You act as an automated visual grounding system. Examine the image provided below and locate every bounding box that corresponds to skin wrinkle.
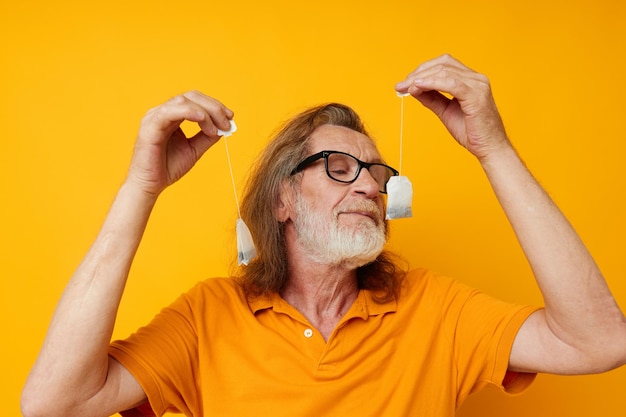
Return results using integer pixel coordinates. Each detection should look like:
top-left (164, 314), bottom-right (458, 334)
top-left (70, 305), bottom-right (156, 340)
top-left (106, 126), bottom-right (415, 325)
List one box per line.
top-left (300, 274), bottom-right (358, 319)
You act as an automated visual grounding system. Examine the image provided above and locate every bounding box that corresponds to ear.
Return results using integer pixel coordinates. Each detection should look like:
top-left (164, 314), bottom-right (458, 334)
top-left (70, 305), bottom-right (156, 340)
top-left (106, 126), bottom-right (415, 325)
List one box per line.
top-left (274, 180), bottom-right (295, 222)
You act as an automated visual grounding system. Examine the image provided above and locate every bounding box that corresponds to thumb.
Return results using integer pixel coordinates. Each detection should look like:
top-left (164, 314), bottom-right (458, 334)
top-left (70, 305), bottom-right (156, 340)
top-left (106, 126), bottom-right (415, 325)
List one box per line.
top-left (187, 130), bottom-right (221, 161)
top-left (412, 90), bottom-right (451, 120)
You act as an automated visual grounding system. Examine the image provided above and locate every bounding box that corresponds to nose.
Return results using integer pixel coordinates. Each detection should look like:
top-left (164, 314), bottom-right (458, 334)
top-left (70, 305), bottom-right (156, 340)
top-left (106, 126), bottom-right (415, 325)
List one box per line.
top-left (352, 167), bottom-right (380, 198)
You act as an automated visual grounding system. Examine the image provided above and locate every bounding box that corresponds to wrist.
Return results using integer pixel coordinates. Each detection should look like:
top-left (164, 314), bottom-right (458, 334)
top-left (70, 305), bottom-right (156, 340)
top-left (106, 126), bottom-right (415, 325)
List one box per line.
top-left (119, 178), bottom-right (160, 208)
top-left (476, 139), bottom-right (519, 171)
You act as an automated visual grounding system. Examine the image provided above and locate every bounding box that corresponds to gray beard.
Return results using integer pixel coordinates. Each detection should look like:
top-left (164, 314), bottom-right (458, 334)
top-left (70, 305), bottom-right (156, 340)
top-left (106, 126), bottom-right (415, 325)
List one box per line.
top-left (294, 196), bottom-right (386, 269)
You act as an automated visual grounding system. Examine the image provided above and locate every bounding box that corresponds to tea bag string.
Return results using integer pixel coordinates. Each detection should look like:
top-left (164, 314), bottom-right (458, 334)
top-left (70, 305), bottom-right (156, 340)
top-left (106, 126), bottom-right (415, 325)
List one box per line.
top-left (398, 94), bottom-right (406, 175)
top-left (223, 137), bottom-right (241, 218)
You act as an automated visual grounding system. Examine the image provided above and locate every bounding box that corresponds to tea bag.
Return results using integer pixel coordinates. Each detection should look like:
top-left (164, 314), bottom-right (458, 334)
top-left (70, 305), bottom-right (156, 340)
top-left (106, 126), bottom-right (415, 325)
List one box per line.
top-left (223, 121), bottom-right (257, 265)
top-left (236, 217), bottom-right (257, 266)
top-left (386, 176), bottom-right (413, 219)
top-left (386, 92), bottom-right (414, 220)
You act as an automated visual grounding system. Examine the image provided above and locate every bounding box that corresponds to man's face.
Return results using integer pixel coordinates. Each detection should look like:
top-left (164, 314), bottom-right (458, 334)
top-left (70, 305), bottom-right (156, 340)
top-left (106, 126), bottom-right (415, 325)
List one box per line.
top-left (287, 125), bottom-right (387, 268)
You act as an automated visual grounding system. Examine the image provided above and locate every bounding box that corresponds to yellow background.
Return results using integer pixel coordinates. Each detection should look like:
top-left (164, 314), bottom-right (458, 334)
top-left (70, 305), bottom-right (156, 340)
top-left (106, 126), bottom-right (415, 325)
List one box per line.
top-left (2, 0), bottom-right (625, 415)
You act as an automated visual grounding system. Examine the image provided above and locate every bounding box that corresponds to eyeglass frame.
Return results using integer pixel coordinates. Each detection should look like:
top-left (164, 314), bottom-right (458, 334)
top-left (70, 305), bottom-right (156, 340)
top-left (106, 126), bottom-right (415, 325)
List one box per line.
top-left (290, 150), bottom-right (399, 194)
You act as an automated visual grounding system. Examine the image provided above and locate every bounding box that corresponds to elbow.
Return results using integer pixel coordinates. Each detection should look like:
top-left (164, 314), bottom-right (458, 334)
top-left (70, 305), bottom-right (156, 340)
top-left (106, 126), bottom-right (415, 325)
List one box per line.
top-left (21, 384), bottom-right (73, 417)
top-left (21, 387), bottom-right (46, 417)
top-left (581, 318), bottom-right (626, 374)
top-left (602, 316), bottom-right (626, 371)
top-left (583, 348), bottom-right (626, 374)
top-left (585, 348), bottom-right (626, 374)
top-left (603, 335), bottom-right (626, 372)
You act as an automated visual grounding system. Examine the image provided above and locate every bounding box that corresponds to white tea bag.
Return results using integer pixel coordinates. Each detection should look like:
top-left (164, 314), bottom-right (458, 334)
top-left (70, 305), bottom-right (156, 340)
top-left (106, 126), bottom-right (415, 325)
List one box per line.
top-left (236, 217), bottom-right (257, 265)
top-left (386, 175), bottom-right (413, 219)
top-left (385, 92), bottom-right (414, 220)
top-left (222, 120), bottom-right (257, 265)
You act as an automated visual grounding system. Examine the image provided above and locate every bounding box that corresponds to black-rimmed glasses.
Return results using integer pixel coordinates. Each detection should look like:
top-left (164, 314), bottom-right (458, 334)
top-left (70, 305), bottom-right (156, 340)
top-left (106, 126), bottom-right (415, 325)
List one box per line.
top-left (291, 150), bottom-right (399, 194)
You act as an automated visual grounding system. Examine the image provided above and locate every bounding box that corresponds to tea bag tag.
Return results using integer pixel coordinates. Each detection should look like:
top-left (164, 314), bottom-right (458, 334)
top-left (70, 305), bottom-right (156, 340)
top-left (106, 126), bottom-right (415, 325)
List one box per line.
top-left (236, 217), bottom-right (257, 265)
top-left (386, 175), bottom-right (413, 219)
top-left (218, 119), bottom-right (238, 137)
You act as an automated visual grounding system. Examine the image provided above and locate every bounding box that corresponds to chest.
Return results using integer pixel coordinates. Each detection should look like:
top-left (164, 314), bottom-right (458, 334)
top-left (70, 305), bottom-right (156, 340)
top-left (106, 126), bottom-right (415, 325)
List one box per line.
top-left (195, 309), bottom-right (458, 416)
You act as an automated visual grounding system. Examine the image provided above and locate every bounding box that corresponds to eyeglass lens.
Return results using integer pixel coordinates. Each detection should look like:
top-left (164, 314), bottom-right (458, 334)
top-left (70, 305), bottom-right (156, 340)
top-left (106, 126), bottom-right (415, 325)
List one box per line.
top-left (326, 153), bottom-right (394, 192)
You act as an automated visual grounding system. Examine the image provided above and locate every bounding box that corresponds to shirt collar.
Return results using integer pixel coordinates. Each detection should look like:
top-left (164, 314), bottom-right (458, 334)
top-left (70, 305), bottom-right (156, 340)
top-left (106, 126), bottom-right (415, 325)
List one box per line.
top-left (248, 288), bottom-right (397, 318)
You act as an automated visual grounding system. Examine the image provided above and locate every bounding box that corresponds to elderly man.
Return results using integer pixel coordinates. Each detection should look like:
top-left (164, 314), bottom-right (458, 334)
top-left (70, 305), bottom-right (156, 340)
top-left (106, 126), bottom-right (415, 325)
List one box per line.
top-left (22, 55), bottom-right (626, 417)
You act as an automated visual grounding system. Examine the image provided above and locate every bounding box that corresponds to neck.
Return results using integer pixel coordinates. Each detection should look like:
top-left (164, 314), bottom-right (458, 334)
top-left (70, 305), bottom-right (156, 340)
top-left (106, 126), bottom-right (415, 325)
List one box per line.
top-left (281, 229), bottom-right (361, 340)
top-left (283, 263), bottom-right (358, 309)
top-left (281, 264), bottom-right (359, 341)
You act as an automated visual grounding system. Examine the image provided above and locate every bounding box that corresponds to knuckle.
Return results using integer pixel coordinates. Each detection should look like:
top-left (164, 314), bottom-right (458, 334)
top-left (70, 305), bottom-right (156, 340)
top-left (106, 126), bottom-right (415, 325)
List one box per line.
top-left (182, 90), bottom-right (201, 100)
top-left (145, 103), bottom-right (168, 121)
top-left (168, 93), bottom-right (188, 105)
top-left (141, 97), bottom-right (181, 127)
top-left (476, 73), bottom-right (490, 85)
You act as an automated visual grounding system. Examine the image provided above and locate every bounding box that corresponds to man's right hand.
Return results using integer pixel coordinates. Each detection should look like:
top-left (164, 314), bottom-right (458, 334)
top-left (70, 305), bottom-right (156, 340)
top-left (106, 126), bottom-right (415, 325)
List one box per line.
top-left (127, 91), bottom-right (235, 197)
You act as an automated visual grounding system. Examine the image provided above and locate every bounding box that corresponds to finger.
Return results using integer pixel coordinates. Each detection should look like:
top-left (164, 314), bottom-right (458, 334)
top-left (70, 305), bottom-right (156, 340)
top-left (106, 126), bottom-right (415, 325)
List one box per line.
top-left (406, 67), bottom-right (490, 109)
top-left (182, 90), bottom-right (235, 133)
top-left (395, 54), bottom-right (479, 94)
top-left (410, 90), bottom-right (453, 119)
top-left (401, 54), bottom-right (469, 82)
top-left (141, 95), bottom-right (215, 142)
top-left (414, 54), bottom-right (471, 74)
top-left (187, 129), bottom-right (220, 160)
top-left (395, 54), bottom-right (453, 91)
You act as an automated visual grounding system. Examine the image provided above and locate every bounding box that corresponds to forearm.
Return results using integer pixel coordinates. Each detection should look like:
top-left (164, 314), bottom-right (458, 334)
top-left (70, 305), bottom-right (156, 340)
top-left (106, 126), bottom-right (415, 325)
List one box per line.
top-left (23, 180), bottom-right (157, 409)
top-left (482, 144), bottom-right (626, 369)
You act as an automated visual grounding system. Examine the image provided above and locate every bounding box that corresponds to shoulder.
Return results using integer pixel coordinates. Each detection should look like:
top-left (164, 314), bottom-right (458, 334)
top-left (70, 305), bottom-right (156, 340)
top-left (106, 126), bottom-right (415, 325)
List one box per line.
top-left (399, 268), bottom-right (508, 318)
top-left (172, 277), bottom-right (248, 314)
top-left (401, 268), bottom-right (474, 299)
top-left (193, 276), bottom-right (243, 297)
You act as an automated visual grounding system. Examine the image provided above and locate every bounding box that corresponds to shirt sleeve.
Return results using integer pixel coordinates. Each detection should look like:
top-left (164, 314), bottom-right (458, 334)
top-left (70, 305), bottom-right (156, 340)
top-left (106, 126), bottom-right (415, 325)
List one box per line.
top-left (108, 286), bottom-right (203, 417)
top-left (450, 282), bottom-right (539, 399)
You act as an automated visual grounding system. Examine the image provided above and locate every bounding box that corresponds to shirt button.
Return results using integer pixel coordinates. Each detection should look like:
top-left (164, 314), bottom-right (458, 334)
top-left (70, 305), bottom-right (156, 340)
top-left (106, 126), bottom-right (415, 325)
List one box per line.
top-left (304, 328), bottom-right (313, 338)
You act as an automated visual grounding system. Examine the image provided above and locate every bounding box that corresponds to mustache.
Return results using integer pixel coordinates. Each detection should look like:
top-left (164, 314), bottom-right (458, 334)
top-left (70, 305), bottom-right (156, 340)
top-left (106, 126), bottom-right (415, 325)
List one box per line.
top-left (335, 200), bottom-right (383, 224)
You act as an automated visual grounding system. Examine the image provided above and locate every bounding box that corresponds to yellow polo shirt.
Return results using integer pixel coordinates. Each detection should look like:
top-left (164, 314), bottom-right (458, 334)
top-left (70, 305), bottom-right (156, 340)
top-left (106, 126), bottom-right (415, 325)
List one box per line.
top-left (109, 268), bottom-right (537, 416)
